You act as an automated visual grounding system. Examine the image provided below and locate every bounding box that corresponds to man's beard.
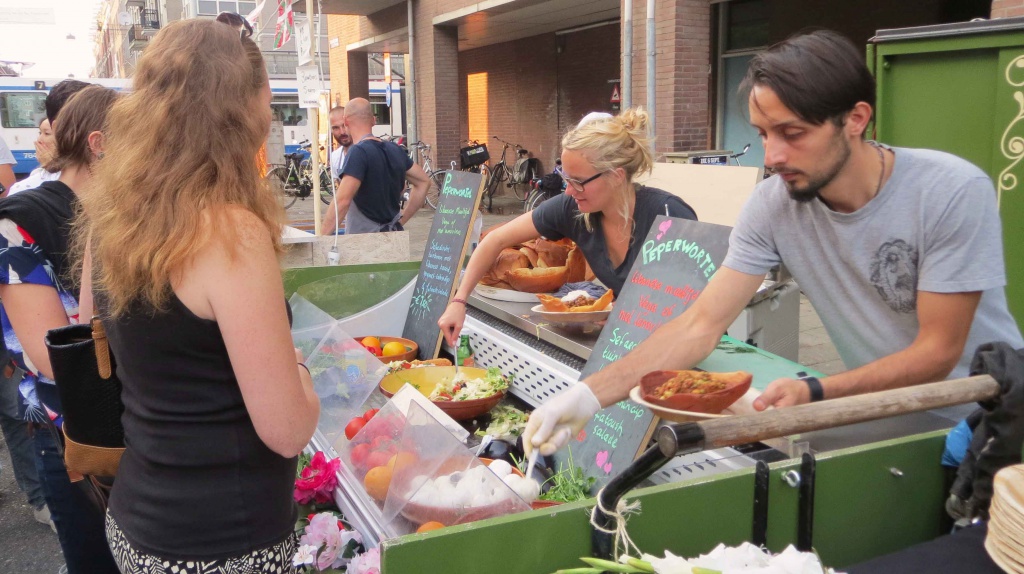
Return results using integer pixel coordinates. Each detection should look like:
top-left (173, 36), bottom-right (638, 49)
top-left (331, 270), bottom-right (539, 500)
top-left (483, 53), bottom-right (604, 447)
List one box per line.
top-left (781, 132), bottom-right (851, 203)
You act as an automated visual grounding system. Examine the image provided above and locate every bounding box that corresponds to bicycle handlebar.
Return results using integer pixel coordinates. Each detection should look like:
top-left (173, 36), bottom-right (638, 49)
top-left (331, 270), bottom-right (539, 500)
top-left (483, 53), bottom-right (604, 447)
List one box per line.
top-left (492, 135), bottom-right (524, 149)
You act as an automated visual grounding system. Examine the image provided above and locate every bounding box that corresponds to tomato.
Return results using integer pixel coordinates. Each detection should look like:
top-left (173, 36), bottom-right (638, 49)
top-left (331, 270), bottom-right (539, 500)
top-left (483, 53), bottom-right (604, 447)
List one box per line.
top-left (366, 450), bottom-right (391, 469)
top-left (366, 346), bottom-right (383, 357)
top-left (363, 408), bottom-right (379, 421)
top-left (344, 416), bottom-right (367, 440)
top-left (350, 443), bottom-right (371, 469)
top-left (370, 435), bottom-right (391, 451)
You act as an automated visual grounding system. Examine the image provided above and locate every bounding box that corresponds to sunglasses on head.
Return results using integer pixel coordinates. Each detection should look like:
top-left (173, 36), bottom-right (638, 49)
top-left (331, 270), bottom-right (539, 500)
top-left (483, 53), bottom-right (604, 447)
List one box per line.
top-left (216, 12), bottom-right (254, 39)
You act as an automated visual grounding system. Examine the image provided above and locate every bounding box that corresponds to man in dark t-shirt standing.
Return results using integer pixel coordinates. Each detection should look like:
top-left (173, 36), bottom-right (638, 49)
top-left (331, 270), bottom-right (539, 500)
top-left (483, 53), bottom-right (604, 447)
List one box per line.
top-left (320, 98), bottom-right (430, 234)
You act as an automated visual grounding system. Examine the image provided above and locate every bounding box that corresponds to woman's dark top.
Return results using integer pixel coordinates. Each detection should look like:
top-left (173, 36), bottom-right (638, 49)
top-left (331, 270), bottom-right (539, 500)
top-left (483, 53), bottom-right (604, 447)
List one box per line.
top-left (532, 185), bottom-right (697, 294)
top-left (105, 294), bottom-right (297, 560)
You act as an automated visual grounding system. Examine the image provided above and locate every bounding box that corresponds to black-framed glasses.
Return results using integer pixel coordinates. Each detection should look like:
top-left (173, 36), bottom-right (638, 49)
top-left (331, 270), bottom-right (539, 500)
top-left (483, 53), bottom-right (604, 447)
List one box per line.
top-left (216, 12), bottom-right (253, 39)
top-left (560, 171), bottom-right (604, 192)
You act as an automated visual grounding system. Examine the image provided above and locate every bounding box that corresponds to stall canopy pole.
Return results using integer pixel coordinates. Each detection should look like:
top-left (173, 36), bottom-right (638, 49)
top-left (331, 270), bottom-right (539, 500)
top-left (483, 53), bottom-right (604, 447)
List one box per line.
top-left (622, 0), bottom-right (632, 110)
top-left (645, 0), bottom-right (655, 139)
top-left (308, 0), bottom-right (322, 234)
top-left (406, 0), bottom-right (418, 162)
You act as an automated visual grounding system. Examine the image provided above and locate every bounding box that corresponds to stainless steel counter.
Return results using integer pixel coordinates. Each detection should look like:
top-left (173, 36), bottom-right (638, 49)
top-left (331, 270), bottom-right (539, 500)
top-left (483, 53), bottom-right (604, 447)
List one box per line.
top-left (466, 292), bottom-right (600, 361)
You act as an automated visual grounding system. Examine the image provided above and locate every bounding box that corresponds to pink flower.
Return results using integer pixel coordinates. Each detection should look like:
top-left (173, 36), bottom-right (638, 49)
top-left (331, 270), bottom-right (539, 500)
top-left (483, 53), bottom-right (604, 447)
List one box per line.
top-left (300, 512), bottom-right (345, 571)
top-left (348, 547), bottom-right (381, 574)
top-left (294, 452), bottom-right (341, 505)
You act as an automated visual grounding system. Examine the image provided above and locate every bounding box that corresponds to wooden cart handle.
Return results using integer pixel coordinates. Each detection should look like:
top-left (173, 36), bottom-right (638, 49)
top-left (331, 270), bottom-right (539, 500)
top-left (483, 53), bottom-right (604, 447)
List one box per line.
top-left (695, 375), bottom-right (1000, 449)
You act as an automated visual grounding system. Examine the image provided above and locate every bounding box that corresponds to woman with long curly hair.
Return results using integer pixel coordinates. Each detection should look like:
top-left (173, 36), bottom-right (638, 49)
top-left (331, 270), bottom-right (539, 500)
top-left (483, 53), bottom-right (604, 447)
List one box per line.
top-left (76, 19), bottom-right (320, 573)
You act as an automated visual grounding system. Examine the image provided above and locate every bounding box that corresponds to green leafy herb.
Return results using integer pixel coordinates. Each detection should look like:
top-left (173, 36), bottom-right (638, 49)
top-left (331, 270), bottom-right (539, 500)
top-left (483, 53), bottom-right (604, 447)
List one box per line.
top-left (296, 451), bottom-right (312, 479)
top-left (538, 446), bottom-right (596, 503)
top-left (475, 404), bottom-right (529, 440)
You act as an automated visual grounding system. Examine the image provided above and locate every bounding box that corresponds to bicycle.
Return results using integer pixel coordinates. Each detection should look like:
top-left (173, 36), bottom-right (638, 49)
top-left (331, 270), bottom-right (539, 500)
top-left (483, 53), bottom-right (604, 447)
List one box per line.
top-left (265, 140), bottom-right (330, 209)
top-left (407, 141), bottom-right (450, 211)
top-left (482, 136), bottom-right (531, 211)
top-left (729, 143), bottom-right (750, 166)
top-left (524, 161), bottom-right (564, 212)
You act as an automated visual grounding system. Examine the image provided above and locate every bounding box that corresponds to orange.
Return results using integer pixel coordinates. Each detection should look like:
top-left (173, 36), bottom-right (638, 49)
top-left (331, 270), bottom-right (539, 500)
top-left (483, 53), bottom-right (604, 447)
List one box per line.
top-left (361, 336), bottom-right (382, 349)
top-left (416, 521), bottom-right (445, 533)
top-left (363, 465), bottom-right (393, 502)
top-left (382, 341), bottom-right (407, 357)
top-left (387, 451), bottom-right (417, 471)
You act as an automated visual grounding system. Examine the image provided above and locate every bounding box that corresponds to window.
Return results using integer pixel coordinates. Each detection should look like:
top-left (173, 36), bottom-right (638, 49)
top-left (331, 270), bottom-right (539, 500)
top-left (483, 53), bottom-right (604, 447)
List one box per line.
top-left (273, 102), bottom-right (308, 126)
top-left (725, 0), bottom-right (769, 52)
top-left (198, 0), bottom-right (256, 16)
top-left (370, 95), bottom-right (390, 126)
top-left (0, 92), bottom-right (47, 129)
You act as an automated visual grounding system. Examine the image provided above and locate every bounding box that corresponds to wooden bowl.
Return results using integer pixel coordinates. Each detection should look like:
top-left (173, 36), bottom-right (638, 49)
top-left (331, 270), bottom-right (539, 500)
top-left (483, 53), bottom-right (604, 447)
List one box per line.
top-left (638, 370), bottom-right (753, 414)
top-left (356, 335), bottom-right (418, 362)
top-left (378, 366), bottom-right (504, 421)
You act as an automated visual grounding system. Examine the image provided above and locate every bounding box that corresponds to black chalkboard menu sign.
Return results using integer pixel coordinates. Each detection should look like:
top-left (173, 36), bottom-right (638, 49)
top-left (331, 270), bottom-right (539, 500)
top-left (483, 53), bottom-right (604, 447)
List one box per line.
top-left (557, 216), bottom-right (734, 488)
top-left (403, 170), bottom-right (486, 360)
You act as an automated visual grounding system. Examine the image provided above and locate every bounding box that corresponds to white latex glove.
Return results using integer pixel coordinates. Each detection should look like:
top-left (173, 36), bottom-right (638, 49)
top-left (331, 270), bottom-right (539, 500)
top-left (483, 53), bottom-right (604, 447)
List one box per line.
top-left (523, 383), bottom-right (601, 456)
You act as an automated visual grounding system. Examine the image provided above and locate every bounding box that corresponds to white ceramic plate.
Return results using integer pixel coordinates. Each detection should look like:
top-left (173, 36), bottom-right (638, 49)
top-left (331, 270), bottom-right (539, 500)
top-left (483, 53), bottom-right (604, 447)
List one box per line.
top-left (529, 304), bottom-right (612, 324)
top-left (474, 285), bottom-right (546, 303)
top-left (628, 386), bottom-right (761, 423)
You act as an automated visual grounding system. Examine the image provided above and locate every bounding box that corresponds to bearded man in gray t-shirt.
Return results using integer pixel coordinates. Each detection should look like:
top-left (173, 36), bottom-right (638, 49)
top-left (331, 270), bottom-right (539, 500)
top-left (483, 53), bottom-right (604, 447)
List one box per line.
top-left (522, 29), bottom-right (1024, 457)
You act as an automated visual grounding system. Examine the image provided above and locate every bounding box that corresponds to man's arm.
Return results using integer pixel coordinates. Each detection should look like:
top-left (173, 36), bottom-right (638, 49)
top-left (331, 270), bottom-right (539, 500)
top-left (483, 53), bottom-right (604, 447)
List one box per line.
top-left (755, 290), bottom-right (981, 409)
top-left (0, 164), bottom-right (14, 198)
top-left (319, 175), bottom-right (360, 235)
top-left (524, 267), bottom-right (765, 455)
top-left (584, 267), bottom-right (765, 405)
top-left (400, 163), bottom-right (429, 227)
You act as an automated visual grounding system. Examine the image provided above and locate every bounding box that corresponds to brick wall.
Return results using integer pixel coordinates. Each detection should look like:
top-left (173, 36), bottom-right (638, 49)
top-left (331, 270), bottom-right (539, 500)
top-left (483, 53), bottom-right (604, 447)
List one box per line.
top-left (993, 0), bottom-right (1024, 17)
top-left (458, 24), bottom-right (619, 172)
top-left (624, 0), bottom-right (712, 155)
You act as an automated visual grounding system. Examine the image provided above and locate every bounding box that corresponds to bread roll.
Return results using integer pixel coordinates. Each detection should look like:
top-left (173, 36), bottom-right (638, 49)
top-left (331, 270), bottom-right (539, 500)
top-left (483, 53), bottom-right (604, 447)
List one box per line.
top-left (535, 238), bottom-right (572, 268)
top-left (505, 266), bottom-right (568, 293)
top-left (565, 246), bottom-right (587, 284)
top-left (481, 248), bottom-right (529, 287)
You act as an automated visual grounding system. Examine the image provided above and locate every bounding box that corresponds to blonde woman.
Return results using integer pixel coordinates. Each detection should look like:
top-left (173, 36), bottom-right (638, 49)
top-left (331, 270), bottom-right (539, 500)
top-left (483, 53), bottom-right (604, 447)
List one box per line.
top-left (76, 20), bottom-right (319, 573)
top-left (438, 108), bottom-right (697, 346)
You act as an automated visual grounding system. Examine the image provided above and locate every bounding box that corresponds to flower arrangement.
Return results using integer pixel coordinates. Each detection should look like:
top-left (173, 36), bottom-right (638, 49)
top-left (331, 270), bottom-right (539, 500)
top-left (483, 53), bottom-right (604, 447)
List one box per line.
top-left (293, 453), bottom-right (380, 574)
top-left (295, 451), bottom-right (342, 505)
top-left (292, 511), bottom-right (379, 573)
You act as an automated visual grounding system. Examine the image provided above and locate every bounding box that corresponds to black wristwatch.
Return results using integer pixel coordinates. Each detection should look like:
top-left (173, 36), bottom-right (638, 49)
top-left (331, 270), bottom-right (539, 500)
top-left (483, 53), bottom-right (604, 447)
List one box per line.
top-left (800, 375), bottom-right (825, 402)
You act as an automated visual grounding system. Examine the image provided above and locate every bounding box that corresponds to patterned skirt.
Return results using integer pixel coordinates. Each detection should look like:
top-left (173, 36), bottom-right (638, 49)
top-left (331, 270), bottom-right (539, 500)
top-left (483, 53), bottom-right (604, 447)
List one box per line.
top-left (105, 511), bottom-right (297, 574)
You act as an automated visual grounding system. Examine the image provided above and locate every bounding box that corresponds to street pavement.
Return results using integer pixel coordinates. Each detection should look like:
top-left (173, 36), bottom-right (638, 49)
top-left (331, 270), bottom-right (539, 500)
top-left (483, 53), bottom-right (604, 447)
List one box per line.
top-left (0, 435), bottom-right (65, 574)
top-left (0, 189), bottom-right (840, 572)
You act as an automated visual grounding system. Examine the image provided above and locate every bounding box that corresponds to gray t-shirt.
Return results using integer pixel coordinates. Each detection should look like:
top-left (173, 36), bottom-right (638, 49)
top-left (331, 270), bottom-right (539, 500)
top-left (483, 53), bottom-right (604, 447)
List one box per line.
top-left (0, 137), bottom-right (16, 166)
top-left (723, 146), bottom-right (1023, 379)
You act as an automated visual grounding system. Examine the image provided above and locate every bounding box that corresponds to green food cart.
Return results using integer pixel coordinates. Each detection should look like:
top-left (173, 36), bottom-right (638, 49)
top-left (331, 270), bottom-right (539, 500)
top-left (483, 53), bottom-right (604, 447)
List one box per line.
top-left (285, 261), bottom-right (986, 573)
top-left (869, 17), bottom-right (1024, 331)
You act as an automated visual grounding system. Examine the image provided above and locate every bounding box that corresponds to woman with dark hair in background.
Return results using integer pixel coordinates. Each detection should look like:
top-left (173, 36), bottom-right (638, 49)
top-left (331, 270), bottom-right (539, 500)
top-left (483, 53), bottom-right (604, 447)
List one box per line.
top-left (0, 84), bottom-right (121, 574)
top-left (76, 19), bottom-right (319, 573)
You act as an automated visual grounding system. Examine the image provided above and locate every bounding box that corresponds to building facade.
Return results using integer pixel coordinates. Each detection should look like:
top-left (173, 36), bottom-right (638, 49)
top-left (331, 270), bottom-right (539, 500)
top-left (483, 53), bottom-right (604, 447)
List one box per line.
top-left (94, 0), bottom-right (331, 79)
top-left (325, 0), bottom-right (1004, 172)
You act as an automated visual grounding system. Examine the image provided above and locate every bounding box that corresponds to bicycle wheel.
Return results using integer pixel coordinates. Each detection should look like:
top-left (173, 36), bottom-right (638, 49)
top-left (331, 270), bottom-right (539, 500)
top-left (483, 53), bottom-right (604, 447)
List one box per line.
top-left (265, 166), bottom-right (296, 209)
top-left (511, 180), bottom-right (530, 201)
top-left (319, 167), bottom-right (334, 205)
top-left (485, 164), bottom-right (505, 199)
top-left (426, 170), bottom-right (447, 209)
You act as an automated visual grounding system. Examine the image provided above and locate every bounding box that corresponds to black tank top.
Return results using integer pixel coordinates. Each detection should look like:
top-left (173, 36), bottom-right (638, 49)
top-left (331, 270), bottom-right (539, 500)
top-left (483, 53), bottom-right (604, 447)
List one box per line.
top-left (105, 294), bottom-right (297, 560)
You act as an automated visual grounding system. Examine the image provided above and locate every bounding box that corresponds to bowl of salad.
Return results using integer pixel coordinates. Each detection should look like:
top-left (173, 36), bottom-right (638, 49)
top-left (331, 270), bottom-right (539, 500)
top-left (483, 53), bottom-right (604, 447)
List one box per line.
top-left (378, 366), bottom-right (510, 421)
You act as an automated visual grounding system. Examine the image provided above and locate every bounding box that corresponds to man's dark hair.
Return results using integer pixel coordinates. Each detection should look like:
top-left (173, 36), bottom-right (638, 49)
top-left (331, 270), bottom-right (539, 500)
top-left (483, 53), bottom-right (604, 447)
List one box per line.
top-left (740, 30), bottom-right (875, 127)
top-left (45, 79), bottom-right (91, 124)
